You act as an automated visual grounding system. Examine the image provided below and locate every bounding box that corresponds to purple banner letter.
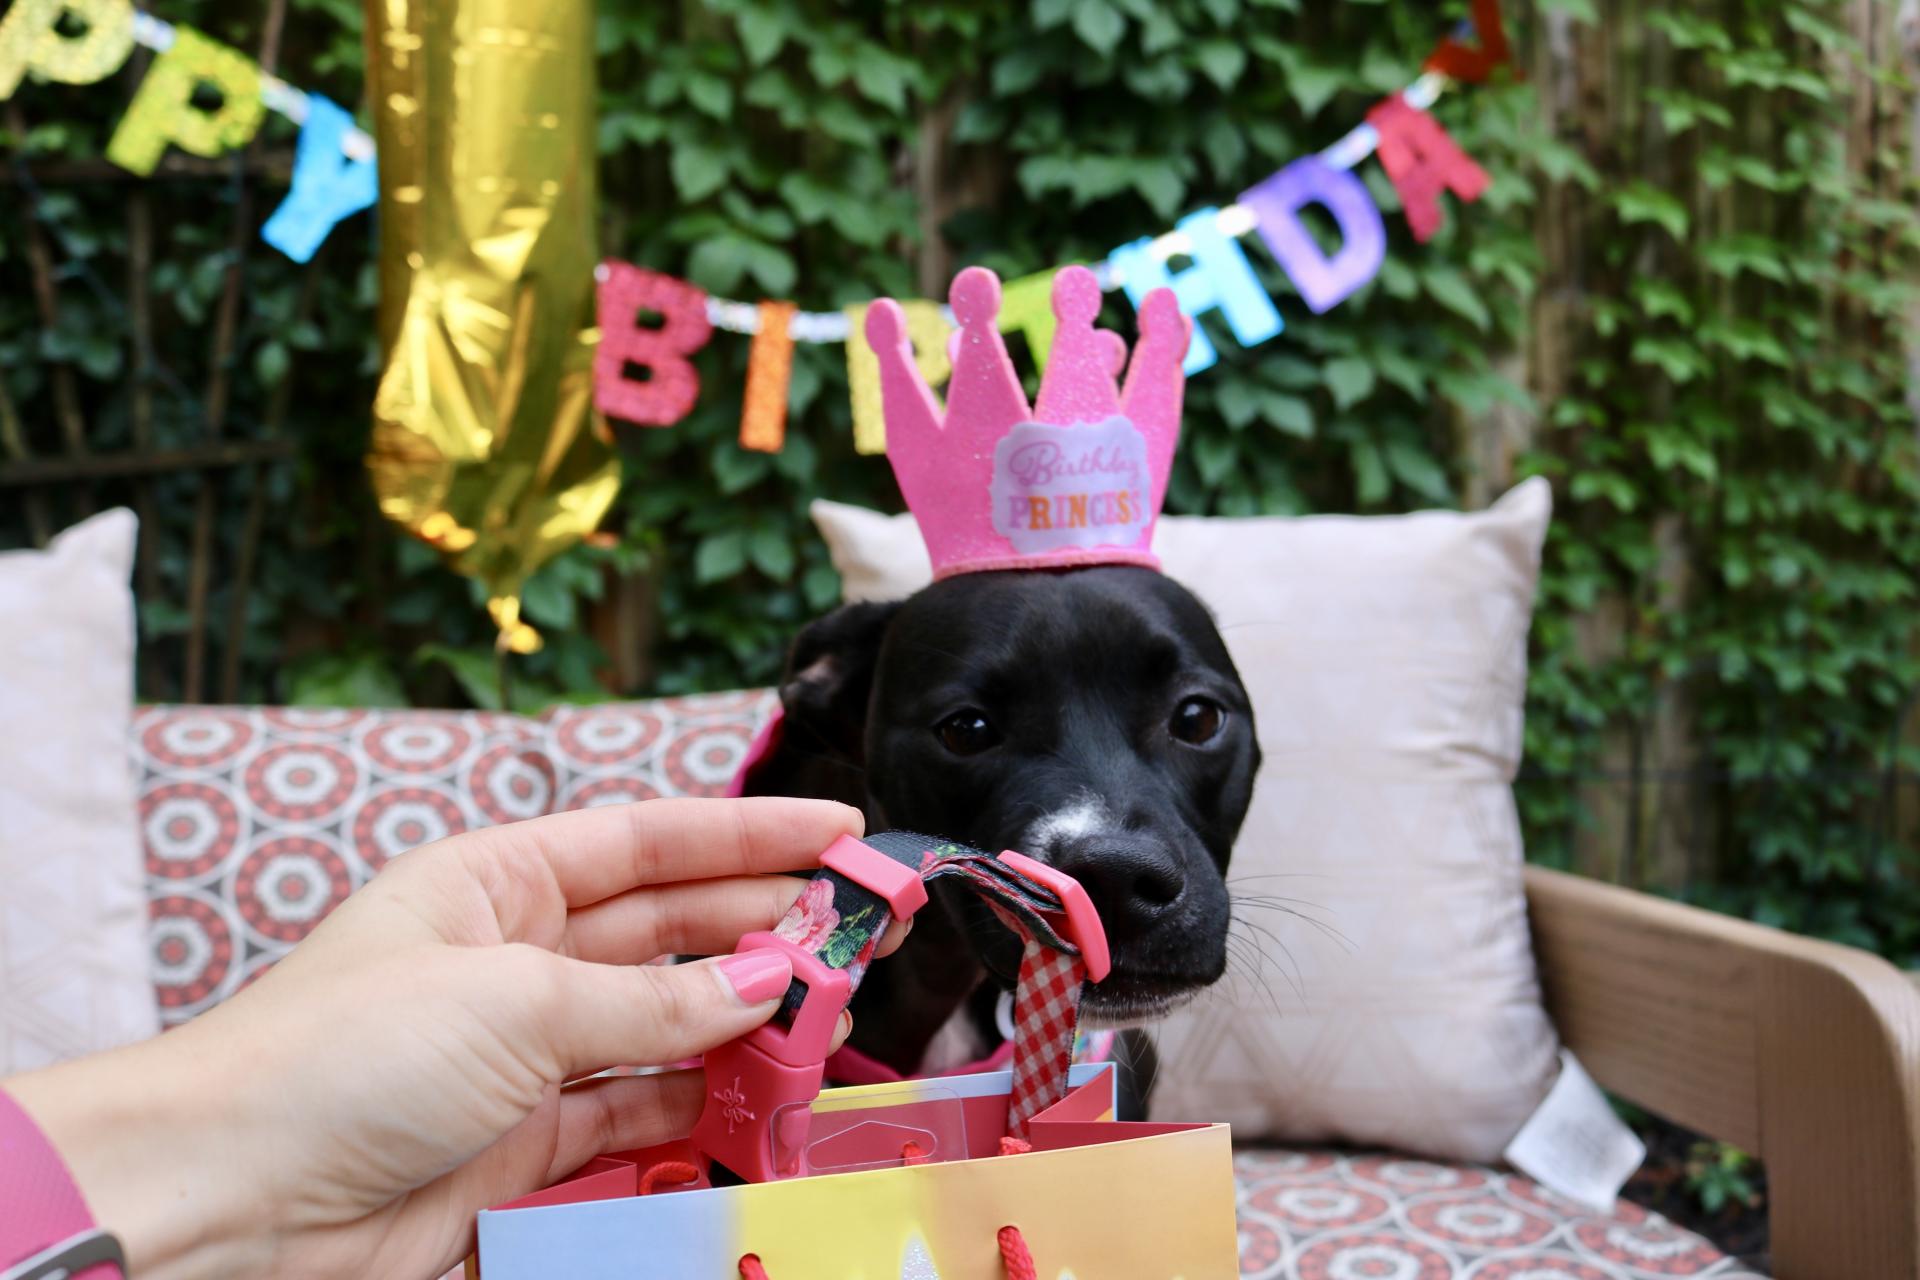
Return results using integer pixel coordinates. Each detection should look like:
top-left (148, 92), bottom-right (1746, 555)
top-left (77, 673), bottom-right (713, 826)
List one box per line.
top-left (1240, 156), bottom-right (1386, 315)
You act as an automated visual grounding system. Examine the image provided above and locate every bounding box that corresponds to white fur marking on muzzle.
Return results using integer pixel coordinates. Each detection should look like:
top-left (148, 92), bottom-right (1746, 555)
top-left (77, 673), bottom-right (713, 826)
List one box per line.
top-left (1021, 795), bottom-right (1115, 860)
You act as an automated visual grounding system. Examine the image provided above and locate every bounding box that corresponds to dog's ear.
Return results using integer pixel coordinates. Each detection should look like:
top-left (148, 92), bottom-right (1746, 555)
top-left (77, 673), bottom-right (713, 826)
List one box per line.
top-left (779, 600), bottom-right (901, 764)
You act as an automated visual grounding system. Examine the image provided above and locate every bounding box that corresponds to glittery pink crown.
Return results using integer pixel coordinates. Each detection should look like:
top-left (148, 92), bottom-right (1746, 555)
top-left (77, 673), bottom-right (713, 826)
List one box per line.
top-left (866, 265), bottom-right (1191, 581)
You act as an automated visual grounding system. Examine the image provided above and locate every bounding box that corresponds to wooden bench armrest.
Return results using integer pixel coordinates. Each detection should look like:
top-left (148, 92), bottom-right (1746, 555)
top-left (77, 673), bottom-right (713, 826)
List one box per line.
top-left (1525, 865), bottom-right (1920, 1278)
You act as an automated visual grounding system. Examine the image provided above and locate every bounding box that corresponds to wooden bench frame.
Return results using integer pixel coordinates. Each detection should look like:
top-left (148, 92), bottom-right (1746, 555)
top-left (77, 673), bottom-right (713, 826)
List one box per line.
top-left (1528, 866), bottom-right (1920, 1278)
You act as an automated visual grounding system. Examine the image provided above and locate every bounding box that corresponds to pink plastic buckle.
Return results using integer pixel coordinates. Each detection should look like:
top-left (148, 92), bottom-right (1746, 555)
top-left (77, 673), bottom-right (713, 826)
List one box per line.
top-left (997, 851), bottom-right (1112, 983)
top-left (689, 933), bottom-right (851, 1182)
top-left (820, 834), bottom-right (929, 920)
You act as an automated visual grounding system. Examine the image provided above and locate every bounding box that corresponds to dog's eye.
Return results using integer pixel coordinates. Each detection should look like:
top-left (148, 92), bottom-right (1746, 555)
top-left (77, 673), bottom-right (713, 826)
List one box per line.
top-left (1170, 696), bottom-right (1226, 745)
top-left (935, 710), bottom-right (1000, 756)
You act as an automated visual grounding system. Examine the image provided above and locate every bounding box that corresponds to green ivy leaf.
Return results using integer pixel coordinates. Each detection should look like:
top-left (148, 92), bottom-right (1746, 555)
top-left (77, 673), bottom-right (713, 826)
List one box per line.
top-left (748, 527), bottom-right (797, 581)
top-left (1610, 182), bottom-right (1689, 239)
top-left (1072, 0), bottom-right (1126, 56)
top-left (1192, 40), bottom-right (1247, 90)
top-left (695, 531), bottom-right (749, 584)
top-left (670, 142), bottom-right (730, 202)
top-left (1263, 392), bottom-right (1314, 438)
top-left (1324, 356), bottom-right (1377, 410)
top-left (1423, 266), bottom-right (1491, 330)
top-left (1193, 432), bottom-right (1238, 485)
top-left (285, 651), bottom-right (409, 709)
top-left (735, 7), bottom-right (787, 65)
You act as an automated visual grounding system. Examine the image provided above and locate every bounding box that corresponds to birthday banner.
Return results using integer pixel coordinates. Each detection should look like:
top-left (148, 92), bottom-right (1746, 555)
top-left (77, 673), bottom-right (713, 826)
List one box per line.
top-left (0, 0), bottom-right (1511, 458)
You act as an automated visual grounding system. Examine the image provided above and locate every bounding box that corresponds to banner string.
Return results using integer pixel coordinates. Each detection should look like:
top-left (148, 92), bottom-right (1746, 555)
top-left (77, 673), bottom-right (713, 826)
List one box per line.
top-left (116, 7), bottom-right (1458, 343)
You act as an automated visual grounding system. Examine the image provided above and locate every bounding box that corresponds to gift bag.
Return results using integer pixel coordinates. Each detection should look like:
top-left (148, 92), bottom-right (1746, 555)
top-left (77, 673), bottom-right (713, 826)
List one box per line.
top-left (475, 832), bottom-right (1240, 1279)
top-left (475, 1063), bottom-right (1239, 1279)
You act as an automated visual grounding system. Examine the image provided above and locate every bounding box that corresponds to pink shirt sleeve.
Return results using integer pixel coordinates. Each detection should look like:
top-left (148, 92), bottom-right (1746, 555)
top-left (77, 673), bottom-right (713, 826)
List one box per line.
top-left (0, 1087), bottom-right (119, 1278)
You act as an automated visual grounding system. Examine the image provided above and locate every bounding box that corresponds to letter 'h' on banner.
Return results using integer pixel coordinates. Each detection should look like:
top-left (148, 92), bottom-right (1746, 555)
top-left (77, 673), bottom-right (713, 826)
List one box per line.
top-left (1110, 206), bottom-right (1282, 375)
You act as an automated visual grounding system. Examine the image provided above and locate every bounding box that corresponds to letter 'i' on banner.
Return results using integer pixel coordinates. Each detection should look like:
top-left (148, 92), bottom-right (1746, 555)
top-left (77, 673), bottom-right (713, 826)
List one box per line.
top-left (1240, 155), bottom-right (1387, 315)
top-left (593, 262), bottom-right (714, 428)
top-left (1365, 95), bottom-right (1489, 244)
top-left (846, 299), bottom-right (951, 455)
top-left (1425, 0), bottom-right (1512, 82)
top-left (740, 300), bottom-right (797, 453)
top-left (0, 0), bottom-right (134, 97)
top-left (105, 26), bottom-right (264, 175)
top-left (1110, 206), bottom-right (1283, 375)
top-left (996, 268), bottom-right (1061, 371)
top-left (262, 95), bottom-right (377, 263)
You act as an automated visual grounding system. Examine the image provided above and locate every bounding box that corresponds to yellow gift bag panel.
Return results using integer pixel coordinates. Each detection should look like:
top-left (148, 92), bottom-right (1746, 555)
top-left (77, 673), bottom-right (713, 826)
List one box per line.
top-left (477, 1066), bottom-right (1239, 1279)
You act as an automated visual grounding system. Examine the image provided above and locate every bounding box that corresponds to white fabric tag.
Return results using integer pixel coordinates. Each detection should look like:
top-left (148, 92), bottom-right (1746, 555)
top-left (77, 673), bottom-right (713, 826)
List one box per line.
top-left (1503, 1049), bottom-right (1647, 1212)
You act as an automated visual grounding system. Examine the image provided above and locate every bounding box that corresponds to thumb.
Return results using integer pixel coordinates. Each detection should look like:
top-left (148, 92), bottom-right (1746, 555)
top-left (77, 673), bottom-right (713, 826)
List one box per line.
top-left (535, 949), bottom-right (795, 1078)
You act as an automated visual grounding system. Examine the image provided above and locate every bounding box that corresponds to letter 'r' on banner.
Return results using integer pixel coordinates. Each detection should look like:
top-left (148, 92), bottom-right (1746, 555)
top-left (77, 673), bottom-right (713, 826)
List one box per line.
top-left (1111, 206), bottom-right (1282, 375)
top-left (262, 95), bottom-right (377, 263)
top-left (106, 26), bottom-right (264, 175)
top-left (1365, 95), bottom-right (1490, 244)
top-left (846, 300), bottom-right (951, 455)
top-left (594, 261), bottom-right (713, 428)
top-left (740, 300), bottom-right (797, 453)
top-left (0, 0), bottom-right (135, 97)
top-left (1241, 156), bottom-right (1387, 315)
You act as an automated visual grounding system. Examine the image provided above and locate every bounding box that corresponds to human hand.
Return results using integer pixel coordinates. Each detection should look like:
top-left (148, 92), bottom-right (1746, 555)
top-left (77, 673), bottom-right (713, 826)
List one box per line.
top-left (8, 797), bottom-right (896, 1279)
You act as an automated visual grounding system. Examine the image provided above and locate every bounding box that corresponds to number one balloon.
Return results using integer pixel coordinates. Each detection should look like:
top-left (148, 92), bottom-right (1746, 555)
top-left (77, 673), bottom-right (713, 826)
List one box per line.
top-left (364, 0), bottom-right (616, 656)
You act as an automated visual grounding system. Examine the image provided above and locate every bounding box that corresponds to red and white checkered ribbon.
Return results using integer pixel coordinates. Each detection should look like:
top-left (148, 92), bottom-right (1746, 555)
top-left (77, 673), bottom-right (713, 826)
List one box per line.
top-left (1005, 939), bottom-right (1085, 1138)
top-left (770, 833), bottom-right (1090, 1143)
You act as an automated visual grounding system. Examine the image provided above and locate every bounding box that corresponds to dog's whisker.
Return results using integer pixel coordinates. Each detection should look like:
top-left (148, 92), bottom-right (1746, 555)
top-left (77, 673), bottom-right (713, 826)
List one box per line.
top-left (1226, 872), bottom-right (1337, 883)
top-left (1224, 927), bottom-right (1294, 1017)
top-left (1237, 902), bottom-right (1354, 965)
top-left (1230, 915), bottom-right (1305, 1007)
top-left (1228, 898), bottom-right (1336, 924)
top-left (1229, 892), bottom-right (1355, 952)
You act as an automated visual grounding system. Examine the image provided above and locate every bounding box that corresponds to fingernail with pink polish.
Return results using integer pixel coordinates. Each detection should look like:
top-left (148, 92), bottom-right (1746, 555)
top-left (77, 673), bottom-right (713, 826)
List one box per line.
top-left (718, 951), bottom-right (793, 1005)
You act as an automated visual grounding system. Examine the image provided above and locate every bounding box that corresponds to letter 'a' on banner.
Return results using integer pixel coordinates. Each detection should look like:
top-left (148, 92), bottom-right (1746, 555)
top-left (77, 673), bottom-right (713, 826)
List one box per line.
top-left (0, 0), bottom-right (134, 97)
top-left (1365, 95), bottom-right (1489, 244)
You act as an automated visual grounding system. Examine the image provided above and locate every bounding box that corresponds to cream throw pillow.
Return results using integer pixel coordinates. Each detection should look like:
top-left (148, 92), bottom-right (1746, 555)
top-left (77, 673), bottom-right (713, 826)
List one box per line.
top-left (0, 510), bottom-right (159, 1070)
top-left (810, 479), bottom-right (1560, 1163)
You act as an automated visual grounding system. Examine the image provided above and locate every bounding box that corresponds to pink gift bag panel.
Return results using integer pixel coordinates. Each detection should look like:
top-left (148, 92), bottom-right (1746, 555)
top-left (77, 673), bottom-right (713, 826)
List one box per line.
top-left (476, 1065), bottom-right (1240, 1279)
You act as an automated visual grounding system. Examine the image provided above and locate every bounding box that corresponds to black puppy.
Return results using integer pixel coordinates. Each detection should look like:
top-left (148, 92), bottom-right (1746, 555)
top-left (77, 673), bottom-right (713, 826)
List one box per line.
top-left (743, 564), bottom-right (1260, 1101)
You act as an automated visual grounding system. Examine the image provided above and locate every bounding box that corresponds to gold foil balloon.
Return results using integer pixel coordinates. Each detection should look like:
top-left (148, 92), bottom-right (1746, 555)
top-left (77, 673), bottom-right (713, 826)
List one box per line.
top-left (365, 0), bottom-right (617, 655)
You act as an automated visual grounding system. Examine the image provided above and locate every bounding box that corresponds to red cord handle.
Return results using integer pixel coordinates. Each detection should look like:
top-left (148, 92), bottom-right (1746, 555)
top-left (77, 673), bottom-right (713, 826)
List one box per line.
top-left (730, 1140), bottom-right (1038, 1278)
top-left (738, 1226), bottom-right (1034, 1279)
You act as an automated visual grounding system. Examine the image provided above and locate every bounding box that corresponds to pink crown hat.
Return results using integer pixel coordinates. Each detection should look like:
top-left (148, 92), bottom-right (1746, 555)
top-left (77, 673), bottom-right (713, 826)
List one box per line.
top-left (866, 265), bottom-right (1192, 580)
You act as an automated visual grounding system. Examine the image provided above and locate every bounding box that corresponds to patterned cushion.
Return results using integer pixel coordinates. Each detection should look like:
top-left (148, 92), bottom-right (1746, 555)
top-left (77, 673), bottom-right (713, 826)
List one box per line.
top-left (130, 692), bottom-right (1759, 1275)
top-left (132, 692), bottom-right (777, 1025)
top-left (1234, 1150), bottom-right (1756, 1278)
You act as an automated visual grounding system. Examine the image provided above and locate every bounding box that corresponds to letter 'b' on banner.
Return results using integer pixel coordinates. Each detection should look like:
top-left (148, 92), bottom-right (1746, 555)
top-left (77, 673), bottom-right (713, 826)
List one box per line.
top-left (594, 261), bottom-right (714, 428)
top-left (106, 25), bottom-right (264, 175)
top-left (1365, 95), bottom-right (1489, 244)
top-left (0, 0), bottom-right (134, 97)
top-left (1240, 156), bottom-right (1386, 315)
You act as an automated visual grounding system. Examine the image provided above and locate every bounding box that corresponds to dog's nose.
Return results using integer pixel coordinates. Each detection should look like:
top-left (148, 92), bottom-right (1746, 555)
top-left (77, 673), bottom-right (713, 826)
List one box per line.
top-left (1046, 833), bottom-right (1186, 923)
